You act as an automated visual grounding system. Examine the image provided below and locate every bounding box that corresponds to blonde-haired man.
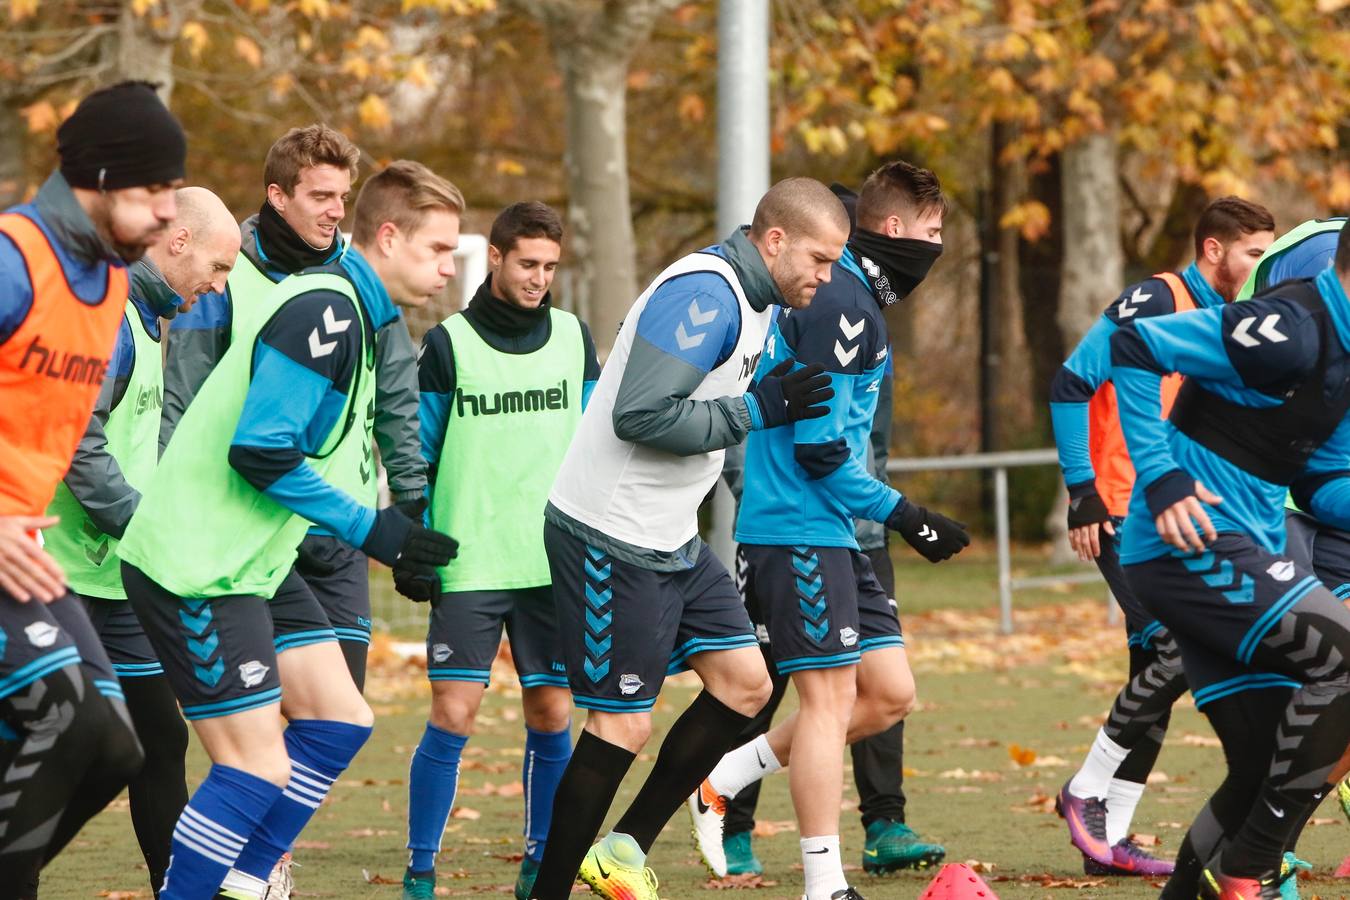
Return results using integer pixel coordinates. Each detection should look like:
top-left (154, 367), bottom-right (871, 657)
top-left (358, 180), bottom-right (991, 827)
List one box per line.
top-left (118, 160), bottom-right (463, 899)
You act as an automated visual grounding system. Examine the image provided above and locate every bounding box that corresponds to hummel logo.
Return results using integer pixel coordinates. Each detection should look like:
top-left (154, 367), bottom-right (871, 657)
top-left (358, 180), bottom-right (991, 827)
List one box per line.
top-left (1117, 286), bottom-right (1151, 319)
top-left (918, 524), bottom-right (939, 543)
top-left (687, 299), bottom-right (717, 326)
top-left (308, 305), bottom-right (351, 358)
top-left (834, 340), bottom-right (859, 367)
top-left (839, 314), bottom-right (865, 340)
top-left (1231, 314), bottom-right (1287, 348)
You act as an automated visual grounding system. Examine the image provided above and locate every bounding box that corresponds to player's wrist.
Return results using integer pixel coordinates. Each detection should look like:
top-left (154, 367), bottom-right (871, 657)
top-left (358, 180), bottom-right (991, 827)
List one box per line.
top-left (1143, 469), bottom-right (1196, 519)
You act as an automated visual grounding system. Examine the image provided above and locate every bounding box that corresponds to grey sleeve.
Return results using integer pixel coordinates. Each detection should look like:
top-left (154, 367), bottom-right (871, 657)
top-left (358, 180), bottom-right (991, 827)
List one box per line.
top-left (160, 322), bottom-right (229, 450)
top-left (611, 335), bottom-right (754, 457)
top-left (721, 440), bottom-right (746, 502)
top-left (374, 321), bottom-right (427, 503)
top-left (64, 376), bottom-right (139, 539)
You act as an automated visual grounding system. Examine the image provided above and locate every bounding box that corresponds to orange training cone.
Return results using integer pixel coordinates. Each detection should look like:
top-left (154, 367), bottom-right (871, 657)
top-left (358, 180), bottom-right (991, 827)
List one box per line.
top-left (917, 863), bottom-right (999, 899)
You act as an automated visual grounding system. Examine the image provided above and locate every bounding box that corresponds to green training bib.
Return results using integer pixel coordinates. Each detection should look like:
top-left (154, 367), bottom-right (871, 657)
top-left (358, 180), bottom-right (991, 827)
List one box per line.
top-left (46, 305), bottom-right (162, 599)
top-left (119, 272), bottom-right (373, 598)
top-left (431, 309), bottom-right (584, 591)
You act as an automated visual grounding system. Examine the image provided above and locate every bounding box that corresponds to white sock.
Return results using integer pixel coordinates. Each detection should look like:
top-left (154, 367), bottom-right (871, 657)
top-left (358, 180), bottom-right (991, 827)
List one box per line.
top-left (1105, 778), bottom-right (1145, 844)
top-left (708, 734), bottom-right (782, 799)
top-left (1068, 729), bottom-right (1128, 800)
top-left (800, 834), bottom-right (847, 900)
top-left (219, 868), bottom-right (268, 899)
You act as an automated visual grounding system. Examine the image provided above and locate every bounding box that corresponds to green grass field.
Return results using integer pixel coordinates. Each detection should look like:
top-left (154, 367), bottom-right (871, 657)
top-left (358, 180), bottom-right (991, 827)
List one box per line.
top-left (39, 549), bottom-right (1350, 898)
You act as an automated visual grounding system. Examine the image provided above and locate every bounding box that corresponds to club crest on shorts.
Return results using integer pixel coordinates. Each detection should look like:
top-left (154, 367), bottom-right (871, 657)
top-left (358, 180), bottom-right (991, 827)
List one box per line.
top-left (238, 660), bottom-right (270, 688)
top-left (1267, 559), bottom-right (1296, 582)
top-left (839, 627), bottom-right (859, 647)
top-left (24, 621), bottom-right (59, 648)
top-left (431, 643), bottom-right (453, 663)
top-left (619, 673), bottom-right (644, 695)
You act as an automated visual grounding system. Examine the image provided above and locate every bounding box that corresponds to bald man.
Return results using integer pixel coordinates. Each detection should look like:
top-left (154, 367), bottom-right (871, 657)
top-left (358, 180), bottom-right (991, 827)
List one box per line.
top-left (41, 186), bottom-right (240, 898)
top-left (530, 177), bottom-right (847, 900)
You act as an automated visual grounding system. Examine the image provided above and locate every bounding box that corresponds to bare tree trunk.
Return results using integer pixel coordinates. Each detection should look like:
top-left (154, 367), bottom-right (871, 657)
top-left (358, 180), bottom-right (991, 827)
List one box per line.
top-left (505, 0), bottom-right (681, 354)
top-left (107, 3), bottom-right (183, 103)
top-left (552, 46), bottom-right (636, 351)
top-left (1058, 130), bottom-right (1122, 346)
top-left (0, 102), bottom-right (28, 208)
top-left (1045, 129), bottom-right (1122, 564)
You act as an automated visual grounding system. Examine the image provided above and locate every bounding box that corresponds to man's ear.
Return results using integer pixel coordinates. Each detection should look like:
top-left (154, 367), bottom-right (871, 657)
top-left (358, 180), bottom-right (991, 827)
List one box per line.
top-left (1202, 235), bottom-right (1225, 264)
top-left (488, 243), bottom-right (503, 270)
top-left (375, 220), bottom-right (400, 257)
top-left (169, 226), bottom-right (191, 256)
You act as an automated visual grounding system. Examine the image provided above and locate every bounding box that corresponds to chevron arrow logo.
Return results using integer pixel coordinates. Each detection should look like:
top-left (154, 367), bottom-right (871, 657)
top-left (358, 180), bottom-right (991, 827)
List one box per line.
top-left (86, 538), bottom-right (110, 566)
top-left (195, 658), bottom-right (225, 687)
top-left (323, 305), bottom-right (351, 334)
top-left (834, 340), bottom-right (858, 367)
top-left (675, 322), bottom-right (706, 350)
top-left (795, 574), bottom-right (823, 597)
top-left (1117, 286), bottom-right (1151, 319)
top-left (799, 596), bottom-right (828, 620)
top-left (687, 299), bottom-right (717, 326)
top-left (1231, 314), bottom-right (1287, 348)
top-left (584, 559), bottom-right (611, 582)
top-left (187, 633), bottom-right (220, 660)
top-left (308, 329), bottom-right (337, 358)
top-left (1222, 574), bottom-right (1255, 605)
top-left (585, 608), bottom-right (613, 634)
top-left (918, 524), bottom-right (939, 543)
top-left (584, 632), bottom-right (612, 658)
top-left (584, 584), bottom-right (612, 608)
top-left (178, 606), bottom-right (213, 635)
top-left (584, 658), bottom-right (610, 683)
top-left (805, 620), bottom-right (831, 643)
top-left (839, 315), bottom-right (865, 340)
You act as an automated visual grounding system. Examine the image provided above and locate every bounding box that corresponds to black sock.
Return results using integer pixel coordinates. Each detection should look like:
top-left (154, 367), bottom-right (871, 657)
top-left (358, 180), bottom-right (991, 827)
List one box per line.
top-left (123, 675), bottom-right (189, 893)
top-left (614, 691), bottom-right (754, 853)
top-left (530, 731), bottom-right (635, 900)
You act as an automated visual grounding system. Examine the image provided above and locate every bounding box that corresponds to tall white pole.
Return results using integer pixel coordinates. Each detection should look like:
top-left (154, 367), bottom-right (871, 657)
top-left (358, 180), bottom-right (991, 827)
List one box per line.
top-left (709, 0), bottom-right (770, 566)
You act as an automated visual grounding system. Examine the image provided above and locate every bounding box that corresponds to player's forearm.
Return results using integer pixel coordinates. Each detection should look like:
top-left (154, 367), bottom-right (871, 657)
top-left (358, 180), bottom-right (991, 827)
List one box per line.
top-left (161, 322), bottom-right (227, 450)
top-left (611, 340), bottom-right (751, 455)
top-left (228, 445), bottom-right (375, 545)
top-left (64, 379), bottom-right (139, 538)
top-left (1049, 399), bottom-right (1095, 493)
top-left (794, 440), bottom-right (902, 523)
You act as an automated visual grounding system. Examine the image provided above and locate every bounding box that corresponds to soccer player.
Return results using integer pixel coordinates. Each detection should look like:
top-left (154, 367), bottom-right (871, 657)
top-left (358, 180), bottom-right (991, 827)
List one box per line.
top-left (713, 181), bottom-right (946, 879)
top-left (688, 161), bottom-right (967, 900)
top-left (116, 160), bottom-right (461, 900)
top-left (162, 125), bottom-right (427, 693)
top-left (1109, 223), bottom-right (1350, 899)
top-left (0, 80), bottom-right (184, 882)
top-left (1048, 198), bottom-right (1274, 874)
top-left (400, 201), bottom-right (599, 900)
top-left (42, 186), bottom-right (238, 896)
top-left (527, 178), bottom-right (844, 900)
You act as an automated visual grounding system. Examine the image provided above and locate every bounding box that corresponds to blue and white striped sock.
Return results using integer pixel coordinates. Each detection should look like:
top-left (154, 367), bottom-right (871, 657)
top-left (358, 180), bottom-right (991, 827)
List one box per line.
top-left (159, 765), bottom-right (282, 900)
top-left (523, 725), bottom-right (571, 862)
top-left (231, 719), bottom-right (372, 880)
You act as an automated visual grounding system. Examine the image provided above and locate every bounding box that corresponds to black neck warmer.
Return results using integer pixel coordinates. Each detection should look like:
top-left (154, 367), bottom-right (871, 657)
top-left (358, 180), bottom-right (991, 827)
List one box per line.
top-left (465, 276), bottom-right (550, 338)
top-left (848, 228), bottom-right (943, 307)
top-left (256, 201), bottom-right (337, 275)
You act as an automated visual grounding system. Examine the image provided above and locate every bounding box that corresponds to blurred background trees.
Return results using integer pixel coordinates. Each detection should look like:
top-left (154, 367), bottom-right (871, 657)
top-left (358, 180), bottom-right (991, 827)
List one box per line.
top-left (8, 0), bottom-right (1350, 539)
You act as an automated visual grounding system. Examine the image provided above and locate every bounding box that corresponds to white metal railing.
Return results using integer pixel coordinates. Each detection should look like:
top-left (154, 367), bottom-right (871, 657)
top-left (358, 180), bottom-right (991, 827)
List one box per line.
top-left (887, 448), bottom-right (1108, 634)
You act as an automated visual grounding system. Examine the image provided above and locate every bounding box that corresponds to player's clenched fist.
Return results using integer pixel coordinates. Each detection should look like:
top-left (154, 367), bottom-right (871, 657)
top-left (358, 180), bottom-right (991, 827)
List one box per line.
top-left (887, 500), bottom-right (971, 563)
top-left (747, 360), bottom-right (835, 428)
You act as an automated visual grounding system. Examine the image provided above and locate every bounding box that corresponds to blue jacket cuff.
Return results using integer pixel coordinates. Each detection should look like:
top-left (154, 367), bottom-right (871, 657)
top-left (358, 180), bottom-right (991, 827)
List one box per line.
top-left (1143, 469), bottom-right (1195, 519)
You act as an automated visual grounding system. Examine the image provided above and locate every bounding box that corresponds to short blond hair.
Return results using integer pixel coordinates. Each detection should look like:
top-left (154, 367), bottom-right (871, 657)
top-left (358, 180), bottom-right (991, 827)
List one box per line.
top-left (352, 160), bottom-right (465, 244)
top-left (263, 124), bottom-right (360, 196)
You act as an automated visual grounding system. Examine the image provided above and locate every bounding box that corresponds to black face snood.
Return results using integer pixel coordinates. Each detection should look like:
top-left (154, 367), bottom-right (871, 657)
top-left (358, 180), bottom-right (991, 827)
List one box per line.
top-left (848, 228), bottom-right (943, 307)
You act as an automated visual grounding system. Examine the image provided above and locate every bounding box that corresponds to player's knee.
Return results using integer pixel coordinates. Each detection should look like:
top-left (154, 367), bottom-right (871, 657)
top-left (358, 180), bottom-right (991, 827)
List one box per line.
top-left (430, 688), bottom-right (484, 735)
top-left (348, 696), bottom-right (375, 729)
top-left (102, 710), bottom-right (146, 781)
top-left (588, 711), bottom-right (651, 752)
top-left (252, 753), bottom-right (293, 788)
top-left (522, 690), bottom-right (572, 733)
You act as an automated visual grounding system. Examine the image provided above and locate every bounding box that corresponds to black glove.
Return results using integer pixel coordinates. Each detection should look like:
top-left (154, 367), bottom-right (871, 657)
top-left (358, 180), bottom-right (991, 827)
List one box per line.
top-left (887, 500), bottom-right (970, 563)
top-left (395, 495), bottom-right (428, 523)
top-left (393, 566), bottom-right (441, 604)
top-left (748, 360), bottom-right (834, 429)
top-left (293, 534), bottom-right (339, 577)
top-left (360, 507), bottom-right (459, 568)
top-left (1067, 490), bottom-right (1111, 530)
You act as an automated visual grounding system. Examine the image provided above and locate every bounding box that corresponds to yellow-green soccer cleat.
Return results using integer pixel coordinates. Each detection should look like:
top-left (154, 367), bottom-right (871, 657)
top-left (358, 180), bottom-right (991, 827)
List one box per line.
top-left (578, 832), bottom-right (660, 900)
top-left (1338, 774), bottom-right (1350, 823)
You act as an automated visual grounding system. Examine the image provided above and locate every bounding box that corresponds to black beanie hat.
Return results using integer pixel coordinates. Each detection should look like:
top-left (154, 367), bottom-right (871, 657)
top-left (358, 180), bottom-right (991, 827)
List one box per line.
top-left (57, 81), bottom-right (187, 191)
